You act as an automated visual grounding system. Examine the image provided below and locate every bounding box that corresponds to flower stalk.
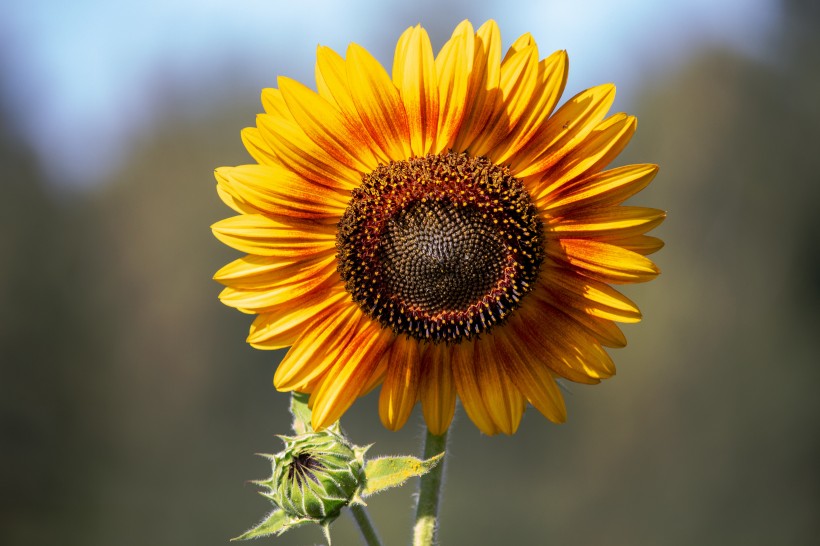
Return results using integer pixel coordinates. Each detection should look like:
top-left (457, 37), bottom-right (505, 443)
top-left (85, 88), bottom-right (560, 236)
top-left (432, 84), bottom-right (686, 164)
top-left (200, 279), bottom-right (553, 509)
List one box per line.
top-left (350, 504), bottom-right (384, 546)
top-left (413, 428), bottom-right (448, 546)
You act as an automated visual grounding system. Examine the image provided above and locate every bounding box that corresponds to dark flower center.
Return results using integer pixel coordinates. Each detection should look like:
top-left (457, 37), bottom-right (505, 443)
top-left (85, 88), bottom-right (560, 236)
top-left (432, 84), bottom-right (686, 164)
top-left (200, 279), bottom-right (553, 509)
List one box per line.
top-left (336, 152), bottom-right (543, 343)
top-left (288, 451), bottom-right (324, 486)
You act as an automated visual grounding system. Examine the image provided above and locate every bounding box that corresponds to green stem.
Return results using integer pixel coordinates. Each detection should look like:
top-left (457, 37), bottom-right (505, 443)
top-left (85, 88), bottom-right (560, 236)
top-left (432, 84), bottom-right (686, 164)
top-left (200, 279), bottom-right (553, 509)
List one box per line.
top-left (350, 504), bottom-right (384, 546)
top-left (412, 428), bottom-right (448, 546)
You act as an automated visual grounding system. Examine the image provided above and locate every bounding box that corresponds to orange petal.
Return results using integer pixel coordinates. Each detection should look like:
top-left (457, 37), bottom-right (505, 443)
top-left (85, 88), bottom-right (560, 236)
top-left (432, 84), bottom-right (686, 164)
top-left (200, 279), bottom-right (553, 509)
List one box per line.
top-left (273, 302), bottom-right (361, 391)
top-left (474, 336), bottom-right (525, 435)
top-left (451, 341), bottom-right (499, 435)
top-left (507, 299), bottom-right (609, 383)
top-left (490, 50), bottom-right (568, 164)
top-left (215, 164), bottom-right (348, 220)
top-left (532, 113), bottom-right (637, 203)
top-left (453, 20), bottom-right (502, 152)
top-left (543, 268), bottom-right (643, 323)
top-left (547, 206), bottom-right (666, 239)
top-left (509, 83), bottom-right (615, 178)
top-left (433, 21), bottom-right (473, 153)
top-left (469, 43), bottom-right (539, 158)
top-left (551, 238), bottom-right (660, 284)
top-left (359, 349), bottom-right (391, 397)
top-left (529, 291), bottom-right (617, 377)
top-left (248, 288), bottom-right (348, 350)
top-left (346, 43), bottom-right (412, 161)
top-left (211, 214), bottom-right (335, 258)
top-left (544, 164), bottom-right (659, 213)
top-left (279, 76), bottom-right (379, 172)
top-left (492, 331), bottom-right (567, 423)
top-left (256, 114), bottom-right (360, 191)
top-left (557, 305), bottom-right (627, 348)
top-left (393, 25), bottom-right (439, 157)
top-left (310, 319), bottom-right (395, 429)
top-left (419, 342), bottom-right (457, 435)
top-left (378, 336), bottom-right (421, 431)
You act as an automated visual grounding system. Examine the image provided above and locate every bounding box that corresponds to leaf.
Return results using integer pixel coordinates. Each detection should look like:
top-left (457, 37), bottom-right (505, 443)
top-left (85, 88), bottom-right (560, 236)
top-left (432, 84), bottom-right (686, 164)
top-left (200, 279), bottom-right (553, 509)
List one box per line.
top-left (290, 392), bottom-right (313, 434)
top-left (232, 509), bottom-right (306, 541)
top-left (361, 453), bottom-right (444, 497)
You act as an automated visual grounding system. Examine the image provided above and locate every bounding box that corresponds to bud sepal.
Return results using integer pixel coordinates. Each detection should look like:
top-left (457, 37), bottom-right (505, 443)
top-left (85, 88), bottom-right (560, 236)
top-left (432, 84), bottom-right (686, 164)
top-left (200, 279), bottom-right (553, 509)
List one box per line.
top-left (234, 394), bottom-right (443, 544)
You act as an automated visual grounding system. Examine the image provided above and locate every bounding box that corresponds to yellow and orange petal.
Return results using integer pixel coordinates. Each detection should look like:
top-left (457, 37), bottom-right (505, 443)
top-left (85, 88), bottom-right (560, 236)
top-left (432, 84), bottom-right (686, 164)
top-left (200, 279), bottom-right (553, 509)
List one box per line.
top-left (212, 20), bottom-right (664, 435)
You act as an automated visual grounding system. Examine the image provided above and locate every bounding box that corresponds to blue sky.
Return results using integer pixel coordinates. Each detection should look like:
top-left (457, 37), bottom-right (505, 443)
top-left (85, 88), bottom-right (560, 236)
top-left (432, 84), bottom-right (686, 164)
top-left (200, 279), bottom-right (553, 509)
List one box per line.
top-left (2, 0), bottom-right (779, 188)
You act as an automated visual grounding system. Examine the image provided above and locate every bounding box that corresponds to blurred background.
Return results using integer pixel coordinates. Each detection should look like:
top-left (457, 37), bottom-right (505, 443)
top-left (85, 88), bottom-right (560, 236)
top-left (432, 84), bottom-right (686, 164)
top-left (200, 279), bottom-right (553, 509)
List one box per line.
top-left (2, 0), bottom-right (818, 544)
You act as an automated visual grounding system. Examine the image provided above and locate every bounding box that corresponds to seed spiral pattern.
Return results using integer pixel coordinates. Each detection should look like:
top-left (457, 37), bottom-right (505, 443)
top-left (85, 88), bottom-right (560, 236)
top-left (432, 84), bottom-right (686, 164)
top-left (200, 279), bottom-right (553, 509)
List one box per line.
top-left (336, 152), bottom-right (544, 343)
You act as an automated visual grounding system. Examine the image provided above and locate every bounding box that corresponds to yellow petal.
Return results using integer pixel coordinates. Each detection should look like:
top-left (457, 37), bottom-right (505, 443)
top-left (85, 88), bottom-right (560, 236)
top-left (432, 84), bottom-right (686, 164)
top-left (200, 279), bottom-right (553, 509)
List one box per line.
top-left (310, 319), bottom-right (395, 430)
top-left (433, 26), bottom-right (472, 153)
top-left (474, 336), bottom-right (525, 435)
top-left (214, 252), bottom-right (336, 289)
top-left (506, 303), bottom-right (602, 384)
top-left (393, 25), bottom-right (439, 157)
top-left (517, 296), bottom-right (616, 381)
top-left (218, 262), bottom-right (338, 312)
top-left (451, 341), bottom-right (499, 435)
top-left (315, 45), bottom-right (391, 164)
top-left (547, 206), bottom-right (666, 239)
top-left (247, 288), bottom-right (348, 350)
top-left (241, 127), bottom-right (279, 166)
top-left (211, 214), bottom-right (335, 257)
top-left (543, 268), bottom-right (643, 323)
top-left (419, 342), bottom-right (457, 436)
top-left (552, 238), bottom-right (660, 284)
top-left (469, 44), bottom-right (539, 158)
top-left (261, 87), bottom-right (294, 121)
top-left (315, 46), bottom-right (356, 114)
top-left (501, 32), bottom-right (535, 64)
top-left (601, 234), bottom-right (665, 255)
top-left (215, 164), bottom-right (348, 220)
top-left (279, 76), bottom-right (379, 172)
top-left (216, 183), bottom-right (259, 215)
top-left (492, 331), bottom-right (566, 423)
top-left (453, 20), bottom-right (502, 152)
top-left (532, 113), bottom-right (637, 203)
top-left (378, 336), bottom-right (421, 431)
top-left (274, 302), bottom-right (360, 390)
top-left (544, 164), bottom-right (659, 213)
top-left (490, 50), bottom-right (568, 164)
top-left (256, 114), bottom-right (360, 191)
top-left (509, 83), bottom-right (615, 178)
top-left (346, 43), bottom-right (411, 161)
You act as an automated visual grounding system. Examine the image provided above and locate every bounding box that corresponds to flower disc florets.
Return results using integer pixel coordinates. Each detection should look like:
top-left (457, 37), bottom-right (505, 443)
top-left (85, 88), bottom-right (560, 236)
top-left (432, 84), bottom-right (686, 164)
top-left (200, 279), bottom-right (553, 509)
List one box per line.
top-left (337, 152), bottom-right (544, 343)
top-left (266, 429), bottom-right (366, 523)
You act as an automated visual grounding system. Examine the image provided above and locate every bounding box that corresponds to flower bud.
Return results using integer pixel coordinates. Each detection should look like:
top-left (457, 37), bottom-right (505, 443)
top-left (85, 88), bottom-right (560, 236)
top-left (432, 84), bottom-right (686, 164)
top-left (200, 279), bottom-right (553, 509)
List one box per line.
top-left (261, 426), bottom-right (367, 524)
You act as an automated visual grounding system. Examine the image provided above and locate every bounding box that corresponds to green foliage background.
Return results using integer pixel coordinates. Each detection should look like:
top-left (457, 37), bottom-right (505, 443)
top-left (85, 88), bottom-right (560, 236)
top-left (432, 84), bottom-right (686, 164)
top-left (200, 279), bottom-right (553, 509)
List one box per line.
top-left (2, 1), bottom-right (818, 544)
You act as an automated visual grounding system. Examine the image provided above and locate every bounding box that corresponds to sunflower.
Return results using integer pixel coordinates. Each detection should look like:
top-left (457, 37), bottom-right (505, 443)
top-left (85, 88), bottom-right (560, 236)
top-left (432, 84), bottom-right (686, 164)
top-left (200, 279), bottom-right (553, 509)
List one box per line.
top-left (212, 20), bottom-right (664, 436)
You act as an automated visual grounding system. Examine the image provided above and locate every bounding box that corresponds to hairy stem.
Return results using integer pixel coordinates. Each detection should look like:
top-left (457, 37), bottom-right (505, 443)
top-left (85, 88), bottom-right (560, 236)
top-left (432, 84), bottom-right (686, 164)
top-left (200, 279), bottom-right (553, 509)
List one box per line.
top-left (412, 428), bottom-right (448, 546)
top-left (350, 504), bottom-right (384, 546)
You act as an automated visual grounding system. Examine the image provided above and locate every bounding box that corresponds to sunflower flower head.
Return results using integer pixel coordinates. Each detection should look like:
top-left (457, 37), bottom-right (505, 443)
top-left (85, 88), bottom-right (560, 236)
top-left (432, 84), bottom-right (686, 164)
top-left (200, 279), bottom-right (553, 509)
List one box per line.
top-left (213, 20), bottom-right (665, 436)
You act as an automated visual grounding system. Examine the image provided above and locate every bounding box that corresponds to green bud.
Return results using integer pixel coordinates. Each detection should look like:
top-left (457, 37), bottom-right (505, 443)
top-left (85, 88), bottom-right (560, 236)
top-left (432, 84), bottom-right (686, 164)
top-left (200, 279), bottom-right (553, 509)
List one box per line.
top-left (260, 425), bottom-right (368, 524)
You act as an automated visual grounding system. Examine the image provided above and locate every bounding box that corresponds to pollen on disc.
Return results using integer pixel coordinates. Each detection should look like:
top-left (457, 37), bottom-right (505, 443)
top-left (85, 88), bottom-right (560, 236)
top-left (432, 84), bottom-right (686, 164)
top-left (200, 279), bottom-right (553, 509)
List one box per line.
top-left (336, 152), bottom-right (544, 343)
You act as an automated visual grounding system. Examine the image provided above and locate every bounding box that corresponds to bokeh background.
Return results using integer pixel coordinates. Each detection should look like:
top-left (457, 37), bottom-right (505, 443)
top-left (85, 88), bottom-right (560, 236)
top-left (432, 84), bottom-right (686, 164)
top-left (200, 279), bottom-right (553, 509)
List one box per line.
top-left (2, 0), bottom-right (819, 544)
